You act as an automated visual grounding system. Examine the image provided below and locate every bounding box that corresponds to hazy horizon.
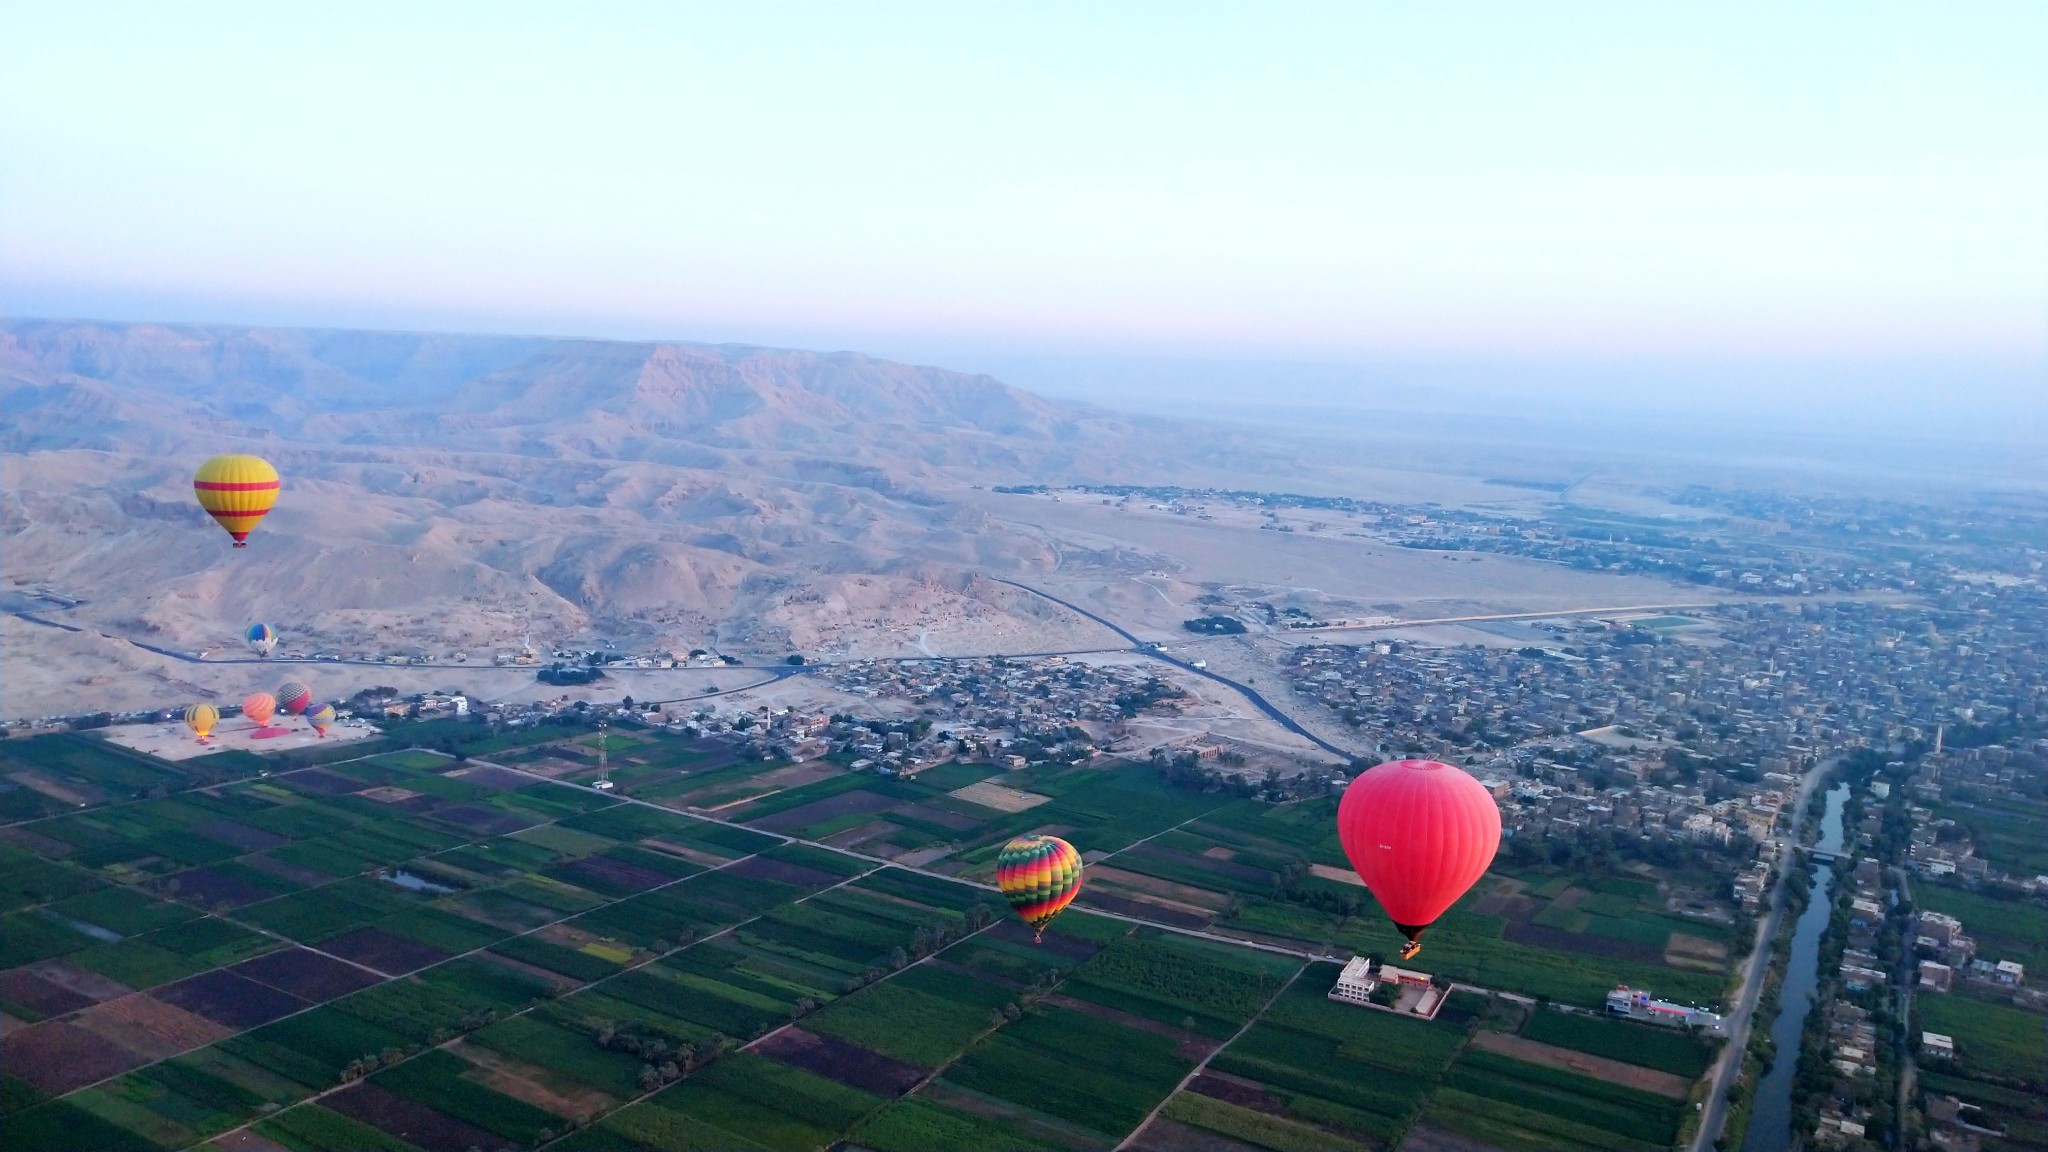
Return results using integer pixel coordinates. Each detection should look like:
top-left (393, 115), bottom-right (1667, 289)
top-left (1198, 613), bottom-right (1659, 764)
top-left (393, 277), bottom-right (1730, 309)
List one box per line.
top-left (6, 2), bottom-right (2044, 431)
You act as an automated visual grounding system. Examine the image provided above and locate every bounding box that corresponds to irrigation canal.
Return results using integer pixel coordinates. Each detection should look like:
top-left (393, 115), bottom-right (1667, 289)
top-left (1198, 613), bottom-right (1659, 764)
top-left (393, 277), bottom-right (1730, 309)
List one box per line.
top-left (1741, 782), bottom-right (1850, 1152)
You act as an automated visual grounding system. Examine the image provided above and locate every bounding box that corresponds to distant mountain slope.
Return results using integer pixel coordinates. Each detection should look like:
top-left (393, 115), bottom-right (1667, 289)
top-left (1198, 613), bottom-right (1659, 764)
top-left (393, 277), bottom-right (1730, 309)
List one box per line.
top-left (0, 319), bottom-right (1248, 679)
top-left (0, 320), bottom-right (1183, 479)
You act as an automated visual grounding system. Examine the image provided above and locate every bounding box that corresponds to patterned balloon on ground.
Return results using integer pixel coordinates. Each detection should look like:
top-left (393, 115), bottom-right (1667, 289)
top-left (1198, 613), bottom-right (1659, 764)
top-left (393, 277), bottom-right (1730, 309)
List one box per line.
top-left (183, 703), bottom-right (218, 741)
top-left (242, 692), bottom-right (277, 727)
top-left (306, 703), bottom-right (335, 736)
top-left (1337, 759), bottom-right (1502, 960)
top-left (245, 623), bottom-right (278, 657)
top-left (996, 834), bottom-right (1083, 942)
top-left (193, 455), bottom-right (280, 547)
top-left (276, 681), bottom-right (312, 714)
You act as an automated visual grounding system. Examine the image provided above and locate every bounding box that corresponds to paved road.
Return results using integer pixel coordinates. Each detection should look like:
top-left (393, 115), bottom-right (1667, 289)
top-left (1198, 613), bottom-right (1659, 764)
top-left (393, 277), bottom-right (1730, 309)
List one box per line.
top-left (1296, 602), bottom-right (1721, 634)
top-left (1892, 865), bottom-right (1918, 1144)
top-left (991, 578), bottom-right (1354, 760)
top-left (8, 608), bottom-right (1124, 673)
top-left (1689, 758), bottom-right (1836, 1152)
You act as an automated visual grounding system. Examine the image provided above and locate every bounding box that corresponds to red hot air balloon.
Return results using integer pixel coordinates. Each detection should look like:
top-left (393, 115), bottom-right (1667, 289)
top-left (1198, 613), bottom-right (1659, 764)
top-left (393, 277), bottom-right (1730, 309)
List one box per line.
top-left (1337, 759), bottom-right (1501, 961)
top-left (277, 681), bottom-right (312, 715)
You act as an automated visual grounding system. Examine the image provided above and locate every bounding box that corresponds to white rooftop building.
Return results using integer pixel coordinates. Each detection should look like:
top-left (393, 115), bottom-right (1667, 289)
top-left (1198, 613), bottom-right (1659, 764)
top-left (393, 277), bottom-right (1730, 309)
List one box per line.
top-left (1329, 956), bottom-right (1378, 1005)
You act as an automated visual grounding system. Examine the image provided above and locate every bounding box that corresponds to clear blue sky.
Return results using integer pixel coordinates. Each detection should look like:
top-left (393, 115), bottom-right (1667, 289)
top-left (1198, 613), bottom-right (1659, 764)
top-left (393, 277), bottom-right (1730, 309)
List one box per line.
top-left (3, 3), bottom-right (2043, 395)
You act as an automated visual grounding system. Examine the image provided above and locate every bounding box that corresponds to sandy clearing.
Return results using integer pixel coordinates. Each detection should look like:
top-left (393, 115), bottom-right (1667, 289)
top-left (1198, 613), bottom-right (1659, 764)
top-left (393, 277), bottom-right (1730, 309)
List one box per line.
top-left (1310, 863), bottom-right (1364, 887)
top-left (73, 993), bottom-right (234, 1060)
top-left (1469, 1029), bottom-right (1692, 1098)
top-left (948, 780), bottom-right (1052, 812)
top-left (1086, 865), bottom-right (1236, 912)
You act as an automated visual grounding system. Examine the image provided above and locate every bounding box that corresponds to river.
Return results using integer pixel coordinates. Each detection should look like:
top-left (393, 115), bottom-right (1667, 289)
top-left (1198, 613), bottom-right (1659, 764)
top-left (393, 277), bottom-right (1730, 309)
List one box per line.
top-left (1741, 782), bottom-right (1848, 1152)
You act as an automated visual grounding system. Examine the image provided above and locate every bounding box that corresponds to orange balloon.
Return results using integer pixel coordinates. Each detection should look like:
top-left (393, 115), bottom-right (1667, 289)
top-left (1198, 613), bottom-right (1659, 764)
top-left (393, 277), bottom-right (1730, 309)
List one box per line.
top-left (242, 692), bottom-right (277, 726)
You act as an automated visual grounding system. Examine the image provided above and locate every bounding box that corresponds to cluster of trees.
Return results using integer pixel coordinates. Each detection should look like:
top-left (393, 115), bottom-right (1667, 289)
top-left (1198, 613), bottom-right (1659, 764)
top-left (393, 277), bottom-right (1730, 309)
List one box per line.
top-left (594, 1019), bottom-right (727, 1091)
top-left (538, 663), bottom-right (604, 685)
top-left (840, 903), bottom-right (1001, 994)
top-left (1182, 615), bottom-right (1247, 635)
top-left (1114, 678), bottom-right (1185, 717)
top-left (1496, 826), bottom-right (1754, 875)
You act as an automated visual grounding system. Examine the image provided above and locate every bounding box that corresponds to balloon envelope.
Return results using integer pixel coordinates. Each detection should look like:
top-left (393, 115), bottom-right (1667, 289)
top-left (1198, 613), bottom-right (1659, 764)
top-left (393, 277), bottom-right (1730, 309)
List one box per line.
top-left (277, 681), bottom-right (312, 714)
top-left (242, 692), bottom-right (277, 727)
top-left (1337, 759), bottom-right (1501, 959)
top-left (183, 703), bottom-right (218, 739)
top-left (245, 623), bottom-right (278, 657)
top-left (996, 834), bottom-right (1083, 940)
top-left (194, 455), bottom-right (280, 547)
top-left (306, 703), bottom-right (335, 735)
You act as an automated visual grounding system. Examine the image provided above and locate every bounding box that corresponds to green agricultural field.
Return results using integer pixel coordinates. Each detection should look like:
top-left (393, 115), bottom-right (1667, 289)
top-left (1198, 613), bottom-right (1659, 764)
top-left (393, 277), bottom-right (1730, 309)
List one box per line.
top-left (46, 886), bottom-right (199, 936)
top-left (1062, 928), bottom-right (1298, 1036)
top-left (806, 964), bottom-right (1013, 1067)
top-left (655, 1052), bottom-right (887, 1148)
top-left (1191, 977), bottom-right (1485, 1147)
top-left (1213, 1021), bottom-right (1442, 1126)
top-left (854, 867), bottom-right (1000, 913)
top-left (1941, 792), bottom-right (2048, 876)
top-left (0, 739), bottom-right (1742, 1152)
top-left (1164, 1092), bottom-right (1375, 1152)
top-left (944, 1002), bottom-right (1195, 1140)
top-left (70, 917), bottom-right (276, 989)
top-left (0, 1099), bottom-right (160, 1152)
top-left (370, 1048), bottom-right (566, 1145)
top-left (231, 1007), bottom-right (417, 1087)
top-left (67, 1044), bottom-right (308, 1149)
top-left (0, 910), bottom-right (101, 970)
top-left (469, 1014), bottom-right (648, 1097)
top-left (491, 932), bottom-right (625, 981)
top-left (1914, 883), bottom-right (2048, 978)
top-left (853, 1097), bottom-right (1057, 1152)
top-left (602, 966), bottom-right (793, 1039)
top-left (1917, 1071), bottom-right (2048, 1149)
top-left (1919, 992), bottom-right (2048, 1083)
top-left (1324, 885), bottom-right (1727, 1008)
top-left (942, 934), bottom-right (1085, 987)
top-left (0, 847), bottom-right (104, 913)
top-left (1520, 1007), bottom-right (1713, 1078)
top-left (0, 734), bottom-right (200, 814)
top-left (253, 1103), bottom-right (424, 1152)
top-left (1434, 1047), bottom-right (1686, 1151)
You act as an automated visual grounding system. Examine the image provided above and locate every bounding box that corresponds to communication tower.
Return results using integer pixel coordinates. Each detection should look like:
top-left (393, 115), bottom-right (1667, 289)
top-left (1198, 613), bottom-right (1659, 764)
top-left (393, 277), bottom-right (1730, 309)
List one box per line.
top-left (593, 719), bottom-right (615, 790)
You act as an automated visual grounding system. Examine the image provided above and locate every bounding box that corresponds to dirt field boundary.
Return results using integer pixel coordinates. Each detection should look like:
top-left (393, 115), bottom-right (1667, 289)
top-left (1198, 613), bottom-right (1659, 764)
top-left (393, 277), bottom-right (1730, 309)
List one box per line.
top-left (1469, 1029), bottom-right (1692, 1098)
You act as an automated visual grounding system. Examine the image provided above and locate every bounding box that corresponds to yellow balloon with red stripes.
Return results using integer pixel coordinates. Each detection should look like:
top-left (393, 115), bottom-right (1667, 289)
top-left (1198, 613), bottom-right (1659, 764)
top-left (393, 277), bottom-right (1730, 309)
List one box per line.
top-left (193, 455), bottom-right (280, 547)
top-left (996, 834), bottom-right (1083, 941)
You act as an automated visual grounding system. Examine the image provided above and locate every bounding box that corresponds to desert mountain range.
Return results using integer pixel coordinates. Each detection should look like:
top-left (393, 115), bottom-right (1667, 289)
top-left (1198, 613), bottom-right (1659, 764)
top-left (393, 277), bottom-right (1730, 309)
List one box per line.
top-left (1, 319), bottom-right (1276, 669)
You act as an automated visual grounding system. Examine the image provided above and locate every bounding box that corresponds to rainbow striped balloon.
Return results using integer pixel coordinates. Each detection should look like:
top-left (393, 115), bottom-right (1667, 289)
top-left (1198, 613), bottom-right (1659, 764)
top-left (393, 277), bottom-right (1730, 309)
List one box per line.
top-left (996, 834), bottom-right (1083, 941)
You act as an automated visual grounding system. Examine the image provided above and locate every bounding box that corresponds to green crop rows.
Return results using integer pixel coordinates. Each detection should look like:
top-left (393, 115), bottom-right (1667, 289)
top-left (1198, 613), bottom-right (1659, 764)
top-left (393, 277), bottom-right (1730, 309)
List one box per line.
top-left (0, 725), bottom-right (1728, 1151)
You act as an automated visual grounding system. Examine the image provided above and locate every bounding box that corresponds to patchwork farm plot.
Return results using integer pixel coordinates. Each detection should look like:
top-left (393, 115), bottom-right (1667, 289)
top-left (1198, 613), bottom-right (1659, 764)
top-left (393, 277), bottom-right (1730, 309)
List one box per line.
top-left (2, 727), bottom-right (1730, 1151)
top-left (0, 733), bottom-right (306, 825)
top-left (1039, 788), bottom-right (1740, 1010)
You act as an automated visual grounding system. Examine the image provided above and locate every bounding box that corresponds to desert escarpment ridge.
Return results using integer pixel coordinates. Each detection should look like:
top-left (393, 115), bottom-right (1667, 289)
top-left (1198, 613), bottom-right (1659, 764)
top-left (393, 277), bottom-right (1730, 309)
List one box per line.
top-left (1, 319), bottom-right (1260, 698)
